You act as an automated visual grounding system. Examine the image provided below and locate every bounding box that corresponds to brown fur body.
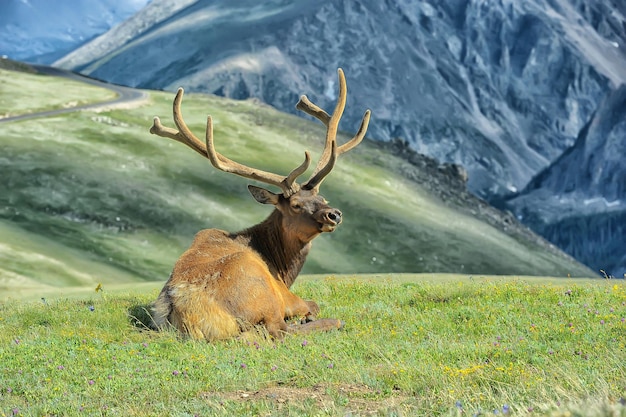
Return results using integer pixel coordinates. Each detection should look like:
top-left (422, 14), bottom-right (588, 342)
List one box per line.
top-left (153, 191), bottom-right (337, 340)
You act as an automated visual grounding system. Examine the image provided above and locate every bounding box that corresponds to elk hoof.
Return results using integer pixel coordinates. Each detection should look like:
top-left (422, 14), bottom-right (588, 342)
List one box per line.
top-left (305, 300), bottom-right (320, 316)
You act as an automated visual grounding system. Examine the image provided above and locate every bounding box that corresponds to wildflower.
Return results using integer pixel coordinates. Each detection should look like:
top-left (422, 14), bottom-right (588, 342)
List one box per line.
top-left (301, 340), bottom-right (308, 347)
top-left (95, 283), bottom-right (103, 292)
top-left (172, 370), bottom-right (180, 376)
top-left (327, 363), bottom-right (334, 369)
top-left (88, 306), bottom-right (95, 312)
top-left (88, 380), bottom-right (95, 386)
top-left (14, 338), bottom-right (20, 345)
top-left (600, 320), bottom-right (605, 325)
top-left (455, 400), bottom-right (463, 409)
top-left (503, 404), bottom-right (510, 414)
top-left (240, 363), bottom-right (247, 369)
top-left (57, 365), bottom-right (65, 370)
top-left (142, 342), bottom-right (148, 348)
top-left (270, 365), bottom-right (277, 372)
top-left (7, 387), bottom-right (13, 394)
top-left (12, 408), bottom-right (19, 416)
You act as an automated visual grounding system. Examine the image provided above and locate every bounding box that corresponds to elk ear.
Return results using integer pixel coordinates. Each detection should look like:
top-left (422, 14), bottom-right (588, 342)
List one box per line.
top-left (248, 185), bottom-right (280, 205)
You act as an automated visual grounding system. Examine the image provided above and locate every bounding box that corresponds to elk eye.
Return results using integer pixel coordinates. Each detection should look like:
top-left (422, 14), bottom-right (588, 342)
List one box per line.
top-left (291, 203), bottom-right (302, 211)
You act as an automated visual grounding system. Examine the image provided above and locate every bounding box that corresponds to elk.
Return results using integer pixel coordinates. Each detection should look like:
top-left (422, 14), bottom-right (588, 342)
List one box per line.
top-left (149, 69), bottom-right (370, 341)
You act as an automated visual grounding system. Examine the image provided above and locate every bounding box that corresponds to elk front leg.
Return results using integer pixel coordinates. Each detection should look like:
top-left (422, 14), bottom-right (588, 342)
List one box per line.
top-left (279, 288), bottom-right (345, 335)
top-left (272, 279), bottom-right (319, 319)
top-left (282, 289), bottom-right (319, 319)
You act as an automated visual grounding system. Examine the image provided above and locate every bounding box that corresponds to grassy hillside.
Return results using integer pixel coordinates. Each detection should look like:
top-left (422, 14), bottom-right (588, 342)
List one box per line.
top-left (0, 275), bottom-right (624, 416)
top-left (0, 68), bottom-right (595, 295)
top-left (0, 67), bottom-right (116, 118)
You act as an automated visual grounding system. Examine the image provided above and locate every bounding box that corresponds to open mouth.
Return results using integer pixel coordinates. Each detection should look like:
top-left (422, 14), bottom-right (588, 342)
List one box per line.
top-left (319, 222), bottom-right (337, 233)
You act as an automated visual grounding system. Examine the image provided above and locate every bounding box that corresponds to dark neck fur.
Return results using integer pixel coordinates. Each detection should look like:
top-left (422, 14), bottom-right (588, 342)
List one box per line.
top-left (238, 210), bottom-right (311, 288)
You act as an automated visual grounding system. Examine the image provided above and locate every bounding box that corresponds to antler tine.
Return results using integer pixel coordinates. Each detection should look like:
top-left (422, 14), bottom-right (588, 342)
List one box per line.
top-left (296, 96), bottom-right (371, 155)
top-left (298, 68), bottom-right (371, 190)
top-left (150, 88), bottom-right (208, 157)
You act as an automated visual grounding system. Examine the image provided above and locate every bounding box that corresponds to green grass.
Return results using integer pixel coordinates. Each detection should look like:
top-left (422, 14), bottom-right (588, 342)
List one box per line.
top-left (0, 69), bottom-right (594, 298)
top-left (0, 275), bottom-right (624, 416)
top-left (0, 69), bottom-right (116, 117)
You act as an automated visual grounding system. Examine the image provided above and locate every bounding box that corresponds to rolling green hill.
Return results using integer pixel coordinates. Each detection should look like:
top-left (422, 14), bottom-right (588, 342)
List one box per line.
top-left (0, 67), bottom-right (595, 297)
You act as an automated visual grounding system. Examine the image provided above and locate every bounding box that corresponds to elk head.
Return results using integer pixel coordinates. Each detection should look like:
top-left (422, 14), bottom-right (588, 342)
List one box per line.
top-left (150, 68), bottom-right (371, 244)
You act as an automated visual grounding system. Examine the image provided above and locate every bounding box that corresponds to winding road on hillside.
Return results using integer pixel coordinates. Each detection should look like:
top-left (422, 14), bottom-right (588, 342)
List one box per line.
top-left (0, 65), bottom-right (148, 123)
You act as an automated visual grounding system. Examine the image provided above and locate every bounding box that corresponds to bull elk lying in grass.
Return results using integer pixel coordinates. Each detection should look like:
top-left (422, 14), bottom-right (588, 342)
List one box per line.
top-left (150, 69), bottom-right (371, 341)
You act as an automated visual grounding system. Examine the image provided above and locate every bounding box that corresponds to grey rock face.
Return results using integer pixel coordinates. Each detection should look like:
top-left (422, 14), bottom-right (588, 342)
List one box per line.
top-left (505, 85), bottom-right (626, 277)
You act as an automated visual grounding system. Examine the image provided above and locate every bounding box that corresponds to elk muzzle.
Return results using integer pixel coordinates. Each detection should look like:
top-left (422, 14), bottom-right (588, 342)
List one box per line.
top-left (315, 208), bottom-right (342, 232)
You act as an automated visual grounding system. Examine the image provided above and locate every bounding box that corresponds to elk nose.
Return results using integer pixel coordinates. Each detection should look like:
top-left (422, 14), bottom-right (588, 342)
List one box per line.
top-left (326, 209), bottom-right (342, 224)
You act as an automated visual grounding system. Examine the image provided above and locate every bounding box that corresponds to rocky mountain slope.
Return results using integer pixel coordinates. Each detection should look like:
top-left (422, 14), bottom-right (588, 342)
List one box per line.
top-left (55, 0), bottom-right (626, 195)
top-left (41, 0), bottom-right (626, 276)
top-left (503, 85), bottom-right (626, 277)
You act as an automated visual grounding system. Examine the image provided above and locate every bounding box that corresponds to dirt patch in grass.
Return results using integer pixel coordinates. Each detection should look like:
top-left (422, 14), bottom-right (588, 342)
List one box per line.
top-left (202, 383), bottom-right (411, 415)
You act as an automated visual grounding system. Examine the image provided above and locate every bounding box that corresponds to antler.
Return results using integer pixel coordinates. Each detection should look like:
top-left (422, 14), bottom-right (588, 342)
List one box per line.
top-left (150, 88), bottom-right (310, 196)
top-left (150, 69), bottom-right (370, 196)
top-left (296, 68), bottom-right (371, 190)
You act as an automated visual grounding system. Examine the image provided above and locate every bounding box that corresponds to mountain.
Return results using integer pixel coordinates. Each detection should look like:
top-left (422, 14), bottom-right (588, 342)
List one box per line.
top-left (503, 84), bottom-right (626, 278)
top-left (54, 0), bottom-right (626, 196)
top-left (0, 64), bottom-right (594, 294)
top-left (52, 0), bottom-right (626, 277)
top-left (0, 0), bottom-right (149, 63)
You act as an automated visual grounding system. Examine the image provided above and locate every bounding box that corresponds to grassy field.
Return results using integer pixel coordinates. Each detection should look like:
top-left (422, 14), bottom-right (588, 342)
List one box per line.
top-left (0, 68), bottom-right (595, 299)
top-left (0, 67), bottom-right (622, 416)
top-left (1, 274), bottom-right (625, 416)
